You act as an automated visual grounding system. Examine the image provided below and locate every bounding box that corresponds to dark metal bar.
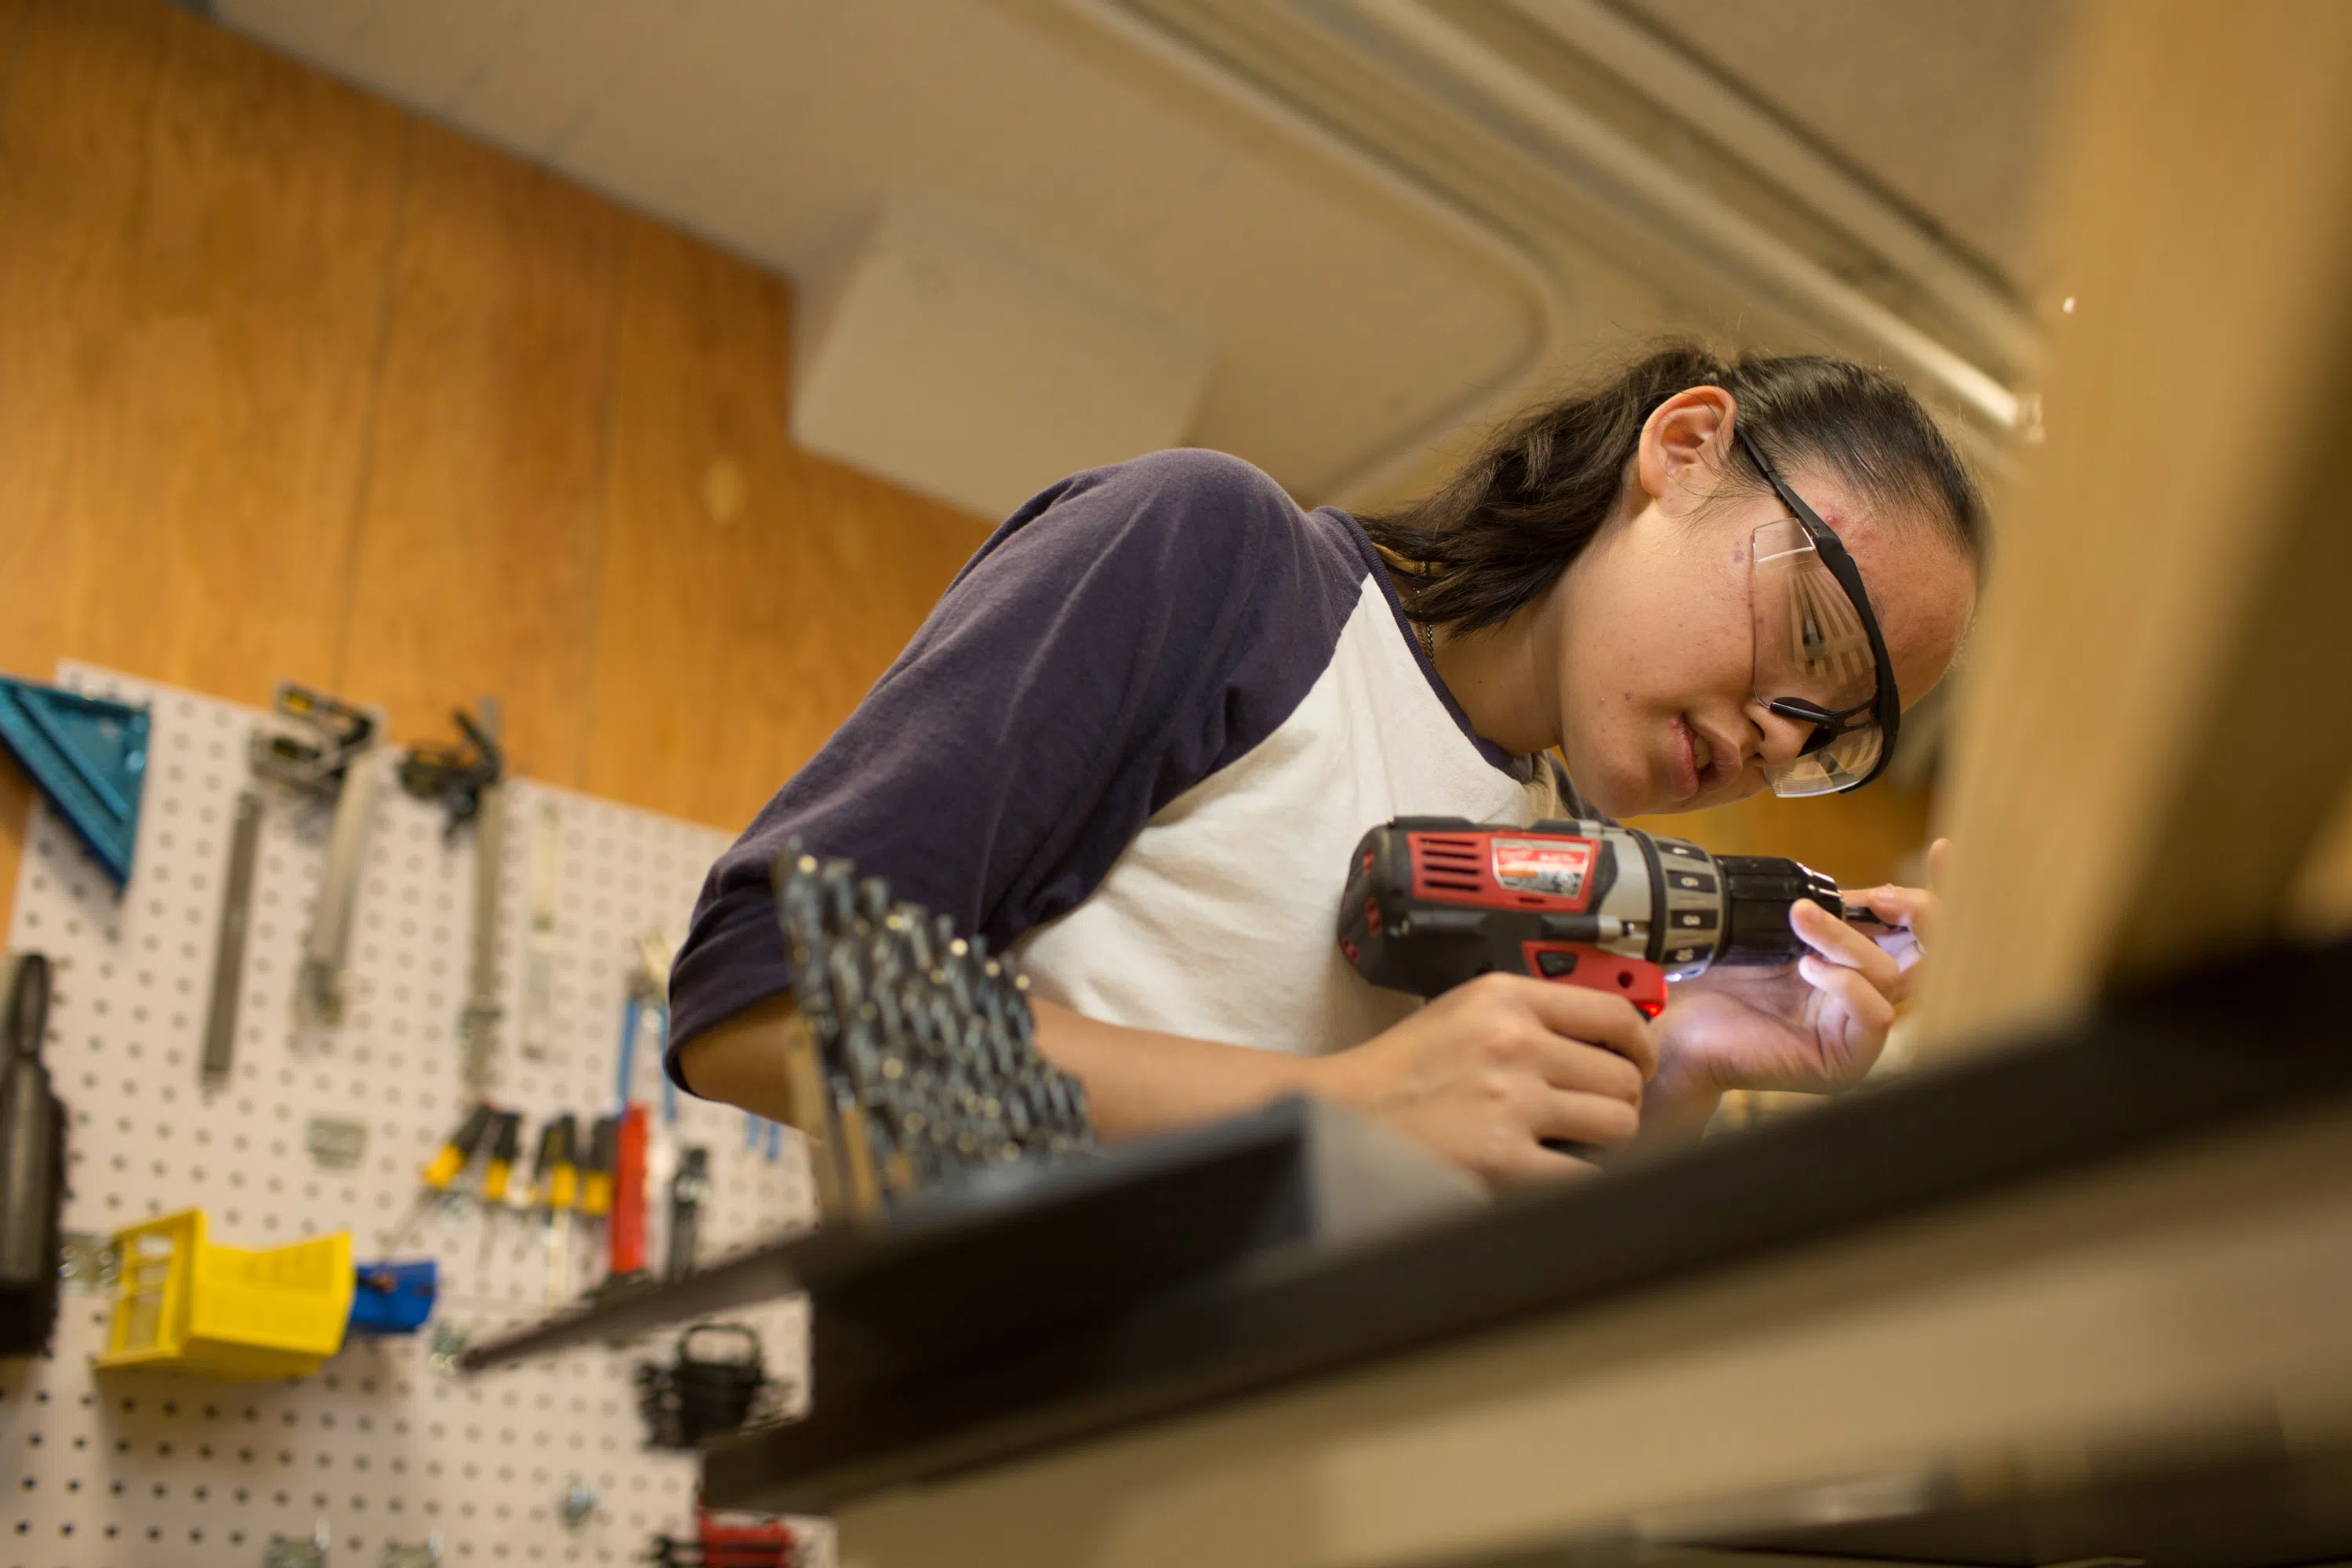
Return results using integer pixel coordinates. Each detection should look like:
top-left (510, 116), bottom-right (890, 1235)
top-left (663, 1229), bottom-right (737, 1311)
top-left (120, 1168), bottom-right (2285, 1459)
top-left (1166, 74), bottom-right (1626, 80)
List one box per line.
top-left (199, 789), bottom-right (262, 1086)
top-left (455, 1243), bottom-right (810, 1371)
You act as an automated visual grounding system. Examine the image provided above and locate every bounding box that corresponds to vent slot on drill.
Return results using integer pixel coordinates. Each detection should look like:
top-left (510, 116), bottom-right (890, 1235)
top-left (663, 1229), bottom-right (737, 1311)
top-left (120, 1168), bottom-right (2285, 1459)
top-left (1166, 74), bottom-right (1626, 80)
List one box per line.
top-left (1415, 835), bottom-right (1485, 894)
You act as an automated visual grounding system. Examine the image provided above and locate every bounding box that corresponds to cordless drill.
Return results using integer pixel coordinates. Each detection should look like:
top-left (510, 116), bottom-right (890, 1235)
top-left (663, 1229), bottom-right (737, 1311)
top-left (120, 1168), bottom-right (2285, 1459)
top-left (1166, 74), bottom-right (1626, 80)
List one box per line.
top-left (1338, 817), bottom-right (1846, 1013)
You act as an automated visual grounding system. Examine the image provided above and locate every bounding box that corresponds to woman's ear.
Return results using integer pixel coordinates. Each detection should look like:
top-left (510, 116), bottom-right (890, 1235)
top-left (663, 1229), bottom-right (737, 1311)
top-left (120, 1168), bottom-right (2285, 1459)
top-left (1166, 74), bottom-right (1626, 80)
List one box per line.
top-left (1635, 386), bottom-right (1737, 506)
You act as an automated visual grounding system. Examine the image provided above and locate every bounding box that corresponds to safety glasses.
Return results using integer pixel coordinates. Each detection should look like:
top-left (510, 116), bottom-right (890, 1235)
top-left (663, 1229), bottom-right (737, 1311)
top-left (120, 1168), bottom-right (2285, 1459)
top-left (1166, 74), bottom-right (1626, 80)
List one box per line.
top-left (1736, 426), bottom-right (1900, 795)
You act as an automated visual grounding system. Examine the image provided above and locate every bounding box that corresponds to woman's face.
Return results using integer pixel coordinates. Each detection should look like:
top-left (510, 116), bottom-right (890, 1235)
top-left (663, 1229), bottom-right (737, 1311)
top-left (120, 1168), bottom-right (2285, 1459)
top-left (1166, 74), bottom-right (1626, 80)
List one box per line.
top-left (1550, 390), bottom-right (1979, 819)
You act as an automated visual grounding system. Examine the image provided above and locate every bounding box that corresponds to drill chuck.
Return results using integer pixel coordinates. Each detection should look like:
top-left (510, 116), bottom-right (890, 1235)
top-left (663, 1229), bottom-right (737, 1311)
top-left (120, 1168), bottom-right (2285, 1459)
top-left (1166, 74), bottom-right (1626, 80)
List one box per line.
top-left (1712, 855), bottom-right (1844, 967)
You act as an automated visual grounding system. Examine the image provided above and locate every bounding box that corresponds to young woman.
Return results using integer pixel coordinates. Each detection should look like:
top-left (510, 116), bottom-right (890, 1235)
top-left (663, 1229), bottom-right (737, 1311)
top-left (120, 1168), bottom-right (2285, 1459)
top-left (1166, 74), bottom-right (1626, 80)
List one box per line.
top-left (669, 343), bottom-right (1982, 1185)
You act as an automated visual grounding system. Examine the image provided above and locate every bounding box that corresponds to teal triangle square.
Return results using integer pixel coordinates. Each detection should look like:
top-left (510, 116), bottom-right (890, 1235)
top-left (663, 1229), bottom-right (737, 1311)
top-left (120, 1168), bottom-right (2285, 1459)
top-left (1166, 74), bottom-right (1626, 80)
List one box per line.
top-left (0, 676), bottom-right (150, 888)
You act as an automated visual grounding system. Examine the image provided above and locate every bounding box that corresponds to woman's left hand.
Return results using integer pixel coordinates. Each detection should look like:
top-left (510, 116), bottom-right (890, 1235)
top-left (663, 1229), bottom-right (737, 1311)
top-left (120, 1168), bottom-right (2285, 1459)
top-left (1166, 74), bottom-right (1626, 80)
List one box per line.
top-left (1646, 840), bottom-right (1947, 1123)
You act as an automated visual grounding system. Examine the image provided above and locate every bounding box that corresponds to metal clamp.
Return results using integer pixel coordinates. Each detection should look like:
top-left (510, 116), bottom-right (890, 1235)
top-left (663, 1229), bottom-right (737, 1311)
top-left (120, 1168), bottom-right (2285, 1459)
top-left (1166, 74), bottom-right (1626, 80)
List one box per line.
top-left (400, 700), bottom-right (510, 1092)
top-left (260, 1524), bottom-right (331, 1568)
top-left (58, 1231), bottom-right (120, 1295)
top-left (250, 683), bottom-right (384, 1030)
top-left (558, 1478), bottom-right (601, 1530)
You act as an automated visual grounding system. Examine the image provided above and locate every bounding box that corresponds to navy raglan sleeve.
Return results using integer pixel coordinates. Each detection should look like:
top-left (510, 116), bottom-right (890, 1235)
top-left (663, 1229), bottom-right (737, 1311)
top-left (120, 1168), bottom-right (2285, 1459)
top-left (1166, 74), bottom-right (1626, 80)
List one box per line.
top-left (664, 449), bottom-right (1344, 1087)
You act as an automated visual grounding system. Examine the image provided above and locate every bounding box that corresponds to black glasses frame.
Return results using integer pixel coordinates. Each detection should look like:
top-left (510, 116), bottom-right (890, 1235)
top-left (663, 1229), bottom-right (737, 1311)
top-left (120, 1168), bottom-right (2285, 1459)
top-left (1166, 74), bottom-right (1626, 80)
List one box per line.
top-left (1734, 425), bottom-right (1900, 793)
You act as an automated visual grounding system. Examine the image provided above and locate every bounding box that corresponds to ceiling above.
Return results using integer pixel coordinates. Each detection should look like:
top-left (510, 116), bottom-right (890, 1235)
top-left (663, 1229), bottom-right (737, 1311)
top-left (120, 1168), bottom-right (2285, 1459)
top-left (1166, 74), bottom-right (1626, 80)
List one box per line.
top-left (1620, 0), bottom-right (2078, 295)
top-left (208, 0), bottom-right (2075, 510)
top-left (211, 0), bottom-right (1546, 506)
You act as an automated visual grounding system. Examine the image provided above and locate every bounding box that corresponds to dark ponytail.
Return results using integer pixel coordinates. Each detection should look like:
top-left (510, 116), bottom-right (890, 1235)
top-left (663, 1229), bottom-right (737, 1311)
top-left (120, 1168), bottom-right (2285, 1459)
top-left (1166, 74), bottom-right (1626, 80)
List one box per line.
top-left (1360, 342), bottom-right (1987, 636)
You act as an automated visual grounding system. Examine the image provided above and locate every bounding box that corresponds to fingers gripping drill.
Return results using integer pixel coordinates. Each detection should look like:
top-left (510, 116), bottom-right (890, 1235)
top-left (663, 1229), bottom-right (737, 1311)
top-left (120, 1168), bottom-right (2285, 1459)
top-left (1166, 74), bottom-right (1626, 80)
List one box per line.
top-left (1338, 817), bottom-right (1849, 1010)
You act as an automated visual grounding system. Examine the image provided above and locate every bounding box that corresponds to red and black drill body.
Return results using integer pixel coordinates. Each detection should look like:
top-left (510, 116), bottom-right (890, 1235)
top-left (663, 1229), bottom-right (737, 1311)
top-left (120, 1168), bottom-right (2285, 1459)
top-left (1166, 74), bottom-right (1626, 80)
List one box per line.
top-left (1338, 817), bottom-right (1843, 1011)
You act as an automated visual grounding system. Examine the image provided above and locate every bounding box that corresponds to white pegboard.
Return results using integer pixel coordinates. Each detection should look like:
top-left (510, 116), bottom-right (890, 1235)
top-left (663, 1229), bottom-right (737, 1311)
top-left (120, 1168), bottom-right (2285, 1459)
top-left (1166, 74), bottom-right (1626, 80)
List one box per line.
top-left (0, 665), bottom-right (823, 1568)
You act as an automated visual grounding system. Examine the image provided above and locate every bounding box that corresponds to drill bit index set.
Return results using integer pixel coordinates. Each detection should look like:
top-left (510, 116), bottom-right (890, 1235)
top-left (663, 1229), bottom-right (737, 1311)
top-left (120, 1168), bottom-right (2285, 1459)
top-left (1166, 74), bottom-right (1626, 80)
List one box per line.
top-left (772, 844), bottom-right (1093, 1218)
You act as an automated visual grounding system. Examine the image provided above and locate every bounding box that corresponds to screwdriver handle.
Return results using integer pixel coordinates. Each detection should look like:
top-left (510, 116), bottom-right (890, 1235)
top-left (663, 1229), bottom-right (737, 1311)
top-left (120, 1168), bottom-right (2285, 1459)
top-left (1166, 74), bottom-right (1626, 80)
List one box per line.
top-left (609, 1105), bottom-right (648, 1277)
top-left (546, 1114), bottom-right (579, 1212)
top-left (423, 1103), bottom-right (496, 1190)
top-left (3, 952), bottom-right (48, 1061)
top-left (526, 1118), bottom-right (560, 1206)
top-left (579, 1115), bottom-right (617, 1220)
top-left (0, 954), bottom-right (57, 1291)
top-left (481, 1111), bottom-right (524, 1203)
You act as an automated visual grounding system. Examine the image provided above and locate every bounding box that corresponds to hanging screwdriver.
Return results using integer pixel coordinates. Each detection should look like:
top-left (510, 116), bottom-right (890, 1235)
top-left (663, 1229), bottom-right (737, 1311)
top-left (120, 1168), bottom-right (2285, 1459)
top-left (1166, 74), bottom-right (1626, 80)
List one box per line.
top-left (578, 1116), bottom-right (618, 1294)
top-left (526, 1116), bottom-right (560, 1208)
top-left (426, 1104), bottom-right (499, 1191)
top-left (469, 1109), bottom-right (526, 1295)
top-left (666, 1145), bottom-right (710, 1280)
top-left (581, 1116), bottom-right (617, 1223)
top-left (609, 1104), bottom-right (649, 1281)
top-left (384, 1102), bottom-right (495, 1253)
top-left (481, 1110), bottom-right (524, 1204)
top-left (505, 1115), bottom-right (561, 1299)
top-left (539, 1114), bottom-right (578, 1305)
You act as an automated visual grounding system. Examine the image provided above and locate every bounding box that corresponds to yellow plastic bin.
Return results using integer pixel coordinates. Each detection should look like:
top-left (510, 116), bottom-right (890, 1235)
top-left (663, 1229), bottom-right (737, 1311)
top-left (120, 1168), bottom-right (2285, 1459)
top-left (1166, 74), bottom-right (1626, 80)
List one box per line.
top-left (93, 1210), bottom-right (353, 1381)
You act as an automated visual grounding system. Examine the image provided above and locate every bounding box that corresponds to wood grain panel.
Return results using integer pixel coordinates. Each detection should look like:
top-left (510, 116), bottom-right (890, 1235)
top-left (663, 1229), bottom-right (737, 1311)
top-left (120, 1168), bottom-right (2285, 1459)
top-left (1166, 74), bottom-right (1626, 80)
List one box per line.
top-left (584, 220), bottom-right (992, 829)
top-left (1921, 0), bottom-right (2352, 1047)
top-left (0, 0), bottom-right (96, 912)
top-left (0, 0), bottom-right (404, 702)
top-left (336, 118), bottom-right (619, 786)
top-left (0, 2), bottom-right (24, 147)
top-left (0, 0), bottom-right (169, 687)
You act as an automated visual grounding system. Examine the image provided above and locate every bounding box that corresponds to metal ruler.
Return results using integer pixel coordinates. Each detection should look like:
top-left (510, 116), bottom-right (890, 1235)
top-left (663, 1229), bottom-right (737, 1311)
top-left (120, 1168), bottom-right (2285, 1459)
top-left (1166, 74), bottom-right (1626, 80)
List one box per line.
top-left (198, 788), bottom-right (263, 1085)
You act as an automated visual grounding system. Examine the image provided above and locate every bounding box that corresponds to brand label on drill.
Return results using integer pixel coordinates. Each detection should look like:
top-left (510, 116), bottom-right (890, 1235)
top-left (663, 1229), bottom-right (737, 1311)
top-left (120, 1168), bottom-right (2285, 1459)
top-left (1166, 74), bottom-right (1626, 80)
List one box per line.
top-left (1490, 837), bottom-right (1594, 898)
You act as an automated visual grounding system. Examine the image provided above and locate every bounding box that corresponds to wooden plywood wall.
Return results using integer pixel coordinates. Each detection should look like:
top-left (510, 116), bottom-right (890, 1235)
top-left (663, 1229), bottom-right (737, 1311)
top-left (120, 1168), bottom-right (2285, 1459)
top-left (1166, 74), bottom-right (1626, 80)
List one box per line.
top-left (0, 0), bottom-right (993, 916)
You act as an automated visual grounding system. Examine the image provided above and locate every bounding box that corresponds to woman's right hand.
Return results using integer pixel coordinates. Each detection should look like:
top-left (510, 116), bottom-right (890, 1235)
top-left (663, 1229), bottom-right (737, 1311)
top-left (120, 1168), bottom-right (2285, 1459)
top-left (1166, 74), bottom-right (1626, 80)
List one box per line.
top-left (1307, 973), bottom-right (1657, 1186)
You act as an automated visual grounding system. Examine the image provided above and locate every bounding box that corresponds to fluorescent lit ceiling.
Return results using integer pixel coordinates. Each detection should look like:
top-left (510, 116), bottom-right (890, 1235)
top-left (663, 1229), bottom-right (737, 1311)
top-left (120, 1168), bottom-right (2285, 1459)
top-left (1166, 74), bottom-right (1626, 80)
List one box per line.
top-left (210, 0), bottom-right (1551, 505)
top-left (209, 0), bottom-right (2072, 506)
top-left (1620, 0), bottom-right (2073, 295)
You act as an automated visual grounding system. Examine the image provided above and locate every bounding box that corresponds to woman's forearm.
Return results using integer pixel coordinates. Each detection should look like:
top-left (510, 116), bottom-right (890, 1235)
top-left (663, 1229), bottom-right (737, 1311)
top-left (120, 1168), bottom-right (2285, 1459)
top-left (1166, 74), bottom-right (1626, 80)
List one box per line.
top-left (1635, 996), bottom-right (1726, 1146)
top-left (673, 991), bottom-right (1320, 1143)
top-left (1027, 997), bottom-right (1321, 1139)
top-left (671, 993), bottom-right (804, 1123)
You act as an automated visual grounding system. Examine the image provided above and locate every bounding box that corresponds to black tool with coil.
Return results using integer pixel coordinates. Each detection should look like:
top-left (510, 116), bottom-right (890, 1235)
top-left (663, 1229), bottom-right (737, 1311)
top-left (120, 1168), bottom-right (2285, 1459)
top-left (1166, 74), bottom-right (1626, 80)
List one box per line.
top-left (635, 1323), bottom-right (778, 1451)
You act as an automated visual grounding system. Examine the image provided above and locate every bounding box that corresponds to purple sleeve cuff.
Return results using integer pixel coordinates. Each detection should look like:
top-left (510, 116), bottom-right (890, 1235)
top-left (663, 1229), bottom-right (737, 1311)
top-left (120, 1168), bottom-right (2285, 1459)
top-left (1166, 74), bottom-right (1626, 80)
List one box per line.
top-left (663, 884), bottom-right (791, 1093)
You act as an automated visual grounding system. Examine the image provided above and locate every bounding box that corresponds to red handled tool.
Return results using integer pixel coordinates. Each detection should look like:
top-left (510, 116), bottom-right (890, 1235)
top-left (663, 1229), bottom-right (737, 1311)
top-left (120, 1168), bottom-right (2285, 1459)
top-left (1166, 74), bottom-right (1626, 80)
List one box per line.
top-left (609, 1104), bottom-right (649, 1279)
top-left (1339, 816), bottom-right (1846, 1011)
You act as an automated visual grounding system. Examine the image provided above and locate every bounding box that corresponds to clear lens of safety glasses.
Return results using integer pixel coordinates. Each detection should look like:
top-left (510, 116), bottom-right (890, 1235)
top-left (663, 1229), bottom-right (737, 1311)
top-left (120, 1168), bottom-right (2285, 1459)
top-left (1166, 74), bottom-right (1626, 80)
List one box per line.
top-left (1751, 517), bottom-right (1886, 797)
